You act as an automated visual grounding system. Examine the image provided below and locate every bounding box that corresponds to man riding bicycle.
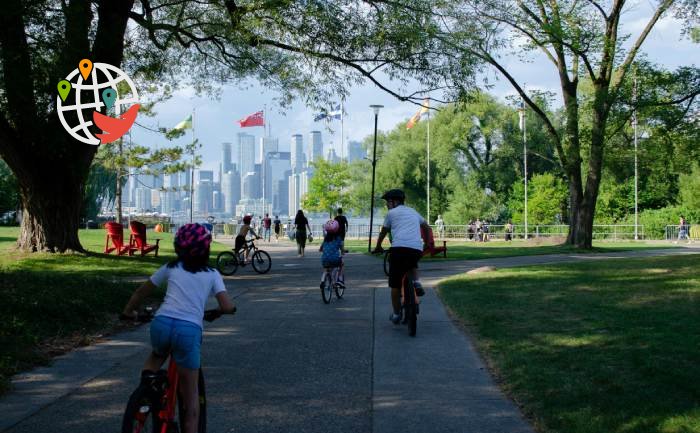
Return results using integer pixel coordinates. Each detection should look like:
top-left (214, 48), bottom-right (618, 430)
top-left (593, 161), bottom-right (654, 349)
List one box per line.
top-left (372, 189), bottom-right (429, 324)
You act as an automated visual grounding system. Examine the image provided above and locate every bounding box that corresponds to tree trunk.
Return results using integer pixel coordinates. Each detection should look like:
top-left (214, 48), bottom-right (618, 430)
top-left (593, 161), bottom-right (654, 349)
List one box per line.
top-left (16, 159), bottom-right (88, 252)
top-left (116, 137), bottom-right (123, 224)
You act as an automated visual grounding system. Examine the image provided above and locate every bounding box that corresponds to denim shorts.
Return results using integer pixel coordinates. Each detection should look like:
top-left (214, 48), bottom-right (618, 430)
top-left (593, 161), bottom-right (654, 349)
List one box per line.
top-left (150, 315), bottom-right (202, 369)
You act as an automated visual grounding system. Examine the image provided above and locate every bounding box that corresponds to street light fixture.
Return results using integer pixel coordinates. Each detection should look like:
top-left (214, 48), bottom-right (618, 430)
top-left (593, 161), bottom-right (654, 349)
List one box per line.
top-left (368, 104), bottom-right (383, 253)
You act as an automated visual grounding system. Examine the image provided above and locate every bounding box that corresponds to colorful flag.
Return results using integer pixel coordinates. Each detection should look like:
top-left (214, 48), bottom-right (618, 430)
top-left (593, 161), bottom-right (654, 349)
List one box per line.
top-left (313, 104), bottom-right (342, 122)
top-left (238, 111), bottom-right (265, 127)
top-left (406, 99), bottom-right (430, 130)
top-left (173, 114), bottom-right (192, 131)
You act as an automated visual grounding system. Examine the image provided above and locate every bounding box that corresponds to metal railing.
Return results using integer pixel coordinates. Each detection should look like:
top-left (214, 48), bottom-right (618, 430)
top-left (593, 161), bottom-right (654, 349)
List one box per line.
top-left (665, 225), bottom-right (698, 242)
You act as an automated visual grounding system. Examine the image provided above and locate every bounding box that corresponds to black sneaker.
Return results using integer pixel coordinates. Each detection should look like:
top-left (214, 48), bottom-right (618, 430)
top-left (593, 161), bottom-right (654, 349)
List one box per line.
top-left (414, 281), bottom-right (426, 297)
top-left (390, 312), bottom-right (402, 325)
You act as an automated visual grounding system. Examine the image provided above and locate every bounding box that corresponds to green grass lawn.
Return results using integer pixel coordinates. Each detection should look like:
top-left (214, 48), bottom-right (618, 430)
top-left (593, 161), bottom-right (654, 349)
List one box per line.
top-left (0, 226), bottom-right (232, 393)
top-left (343, 238), bottom-right (678, 260)
top-left (439, 254), bottom-right (700, 433)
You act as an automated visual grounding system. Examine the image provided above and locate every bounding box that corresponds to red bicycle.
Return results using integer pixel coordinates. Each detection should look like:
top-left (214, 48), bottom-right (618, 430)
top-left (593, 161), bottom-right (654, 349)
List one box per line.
top-left (121, 308), bottom-right (232, 433)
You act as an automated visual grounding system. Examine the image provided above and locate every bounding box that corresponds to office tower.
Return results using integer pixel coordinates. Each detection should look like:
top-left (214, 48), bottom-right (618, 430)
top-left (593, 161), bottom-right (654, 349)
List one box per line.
top-left (180, 170), bottom-right (192, 199)
top-left (194, 180), bottom-right (212, 213)
top-left (276, 175), bottom-right (290, 217)
top-left (265, 152), bottom-right (291, 214)
top-left (213, 191), bottom-right (221, 212)
top-left (347, 140), bottom-right (364, 162)
top-left (238, 132), bottom-right (256, 181)
top-left (242, 172), bottom-right (261, 200)
top-left (222, 142), bottom-right (233, 174)
top-left (326, 148), bottom-right (340, 163)
top-left (222, 170), bottom-right (241, 216)
top-left (288, 170), bottom-right (310, 215)
top-left (198, 170), bottom-right (214, 183)
top-left (135, 187), bottom-right (151, 212)
top-left (258, 137), bottom-right (279, 164)
top-left (290, 134), bottom-right (304, 173)
top-left (309, 131), bottom-right (323, 163)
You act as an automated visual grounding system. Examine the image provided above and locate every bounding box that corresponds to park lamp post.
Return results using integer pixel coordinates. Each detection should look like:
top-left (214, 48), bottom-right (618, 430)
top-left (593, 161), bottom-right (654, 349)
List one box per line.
top-left (368, 104), bottom-right (383, 253)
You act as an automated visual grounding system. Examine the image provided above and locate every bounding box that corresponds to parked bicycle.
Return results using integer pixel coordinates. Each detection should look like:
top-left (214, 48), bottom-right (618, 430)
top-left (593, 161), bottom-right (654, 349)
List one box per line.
top-left (320, 262), bottom-right (345, 303)
top-left (216, 238), bottom-right (271, 275)
top-left (121, 307), bottom-right (234, 433)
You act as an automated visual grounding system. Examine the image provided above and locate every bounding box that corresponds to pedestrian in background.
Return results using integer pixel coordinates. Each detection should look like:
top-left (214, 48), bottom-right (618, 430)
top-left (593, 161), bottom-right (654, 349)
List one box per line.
top-left (294, 210), bottom-right (311, 257)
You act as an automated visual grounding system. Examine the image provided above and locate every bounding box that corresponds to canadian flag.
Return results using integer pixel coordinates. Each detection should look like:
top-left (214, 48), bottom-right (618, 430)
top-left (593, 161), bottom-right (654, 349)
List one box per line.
top-left (238, 111), bottom-right (264, 127)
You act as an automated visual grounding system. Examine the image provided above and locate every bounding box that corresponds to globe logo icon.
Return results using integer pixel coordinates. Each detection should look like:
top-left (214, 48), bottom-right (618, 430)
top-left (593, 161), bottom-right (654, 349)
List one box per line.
top-left (57, 60), bottom-right (140, 146)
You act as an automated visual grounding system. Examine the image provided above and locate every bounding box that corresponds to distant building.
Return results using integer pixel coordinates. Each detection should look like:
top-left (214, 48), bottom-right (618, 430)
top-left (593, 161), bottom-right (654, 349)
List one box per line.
top-left (242, 172), bottom-right (261, 200)
top-left (235, 199), bottom-right (272, 219)
top-left (347, 140), bottom-right (364, 162)
top-left (265, 152), bottom-right (292, 216)
top-left (258, 137), bottom-right (279, 164)
top-left (135, 187), bottom-right (151, 212)
top-left (290, 134), bottom-right (304, 173)
top-left (288, 170), bottom-right (310, 215)
top-left (309, 131), bottom-right (323, 163)
top-left (221, 170), bottom-right (241, 217)
top-left (238, 132), bottom-right (256, 184)
top-left (194, 179), bottom-right (212, 214)
top-left (326, 148), bottom-right (340, 163)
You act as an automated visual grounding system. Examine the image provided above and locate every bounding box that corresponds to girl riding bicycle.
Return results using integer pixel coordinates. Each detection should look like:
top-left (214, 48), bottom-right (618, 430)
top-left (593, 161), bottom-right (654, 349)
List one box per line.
top-left (319, 220), bottom-right (345, 288)
top-left (121, 223), bottom-right (235, 433)
top-left (236, 215), bottom-right (260, 263)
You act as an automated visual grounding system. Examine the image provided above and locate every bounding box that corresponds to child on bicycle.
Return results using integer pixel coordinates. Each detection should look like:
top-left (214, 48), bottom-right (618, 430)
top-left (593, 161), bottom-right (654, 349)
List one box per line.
top-left (121, 223), bottom-right (235, 433)
top-left (319, 220), bottom-right (345, 288)
top-left (236, 214), bottom-right (260, 263)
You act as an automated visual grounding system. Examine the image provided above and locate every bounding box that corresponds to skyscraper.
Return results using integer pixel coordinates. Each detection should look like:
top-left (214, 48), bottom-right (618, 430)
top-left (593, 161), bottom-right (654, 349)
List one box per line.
top-left (265, 152), bottom-right (291, 215)
top-left (221, 169), bottom-right (241, 217)
top-left (347, 140), bottom-right (365, 162)
top-left (309, 131), bottom-right (323, 163)
top-left (290, 134), bottom-right (304, 173)
top-left (221, 142), bottom-right (233, 174)
top-left (194, 180), bottom-right (212, 214)
top-left (238, 132), bottom-right (256, 181)
top-left (258, 137), bottom-right (279, 164)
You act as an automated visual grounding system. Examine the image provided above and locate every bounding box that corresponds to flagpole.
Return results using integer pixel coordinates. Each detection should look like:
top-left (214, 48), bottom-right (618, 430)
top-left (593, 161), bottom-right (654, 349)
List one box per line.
top-left (190, 108), bottom-right (195, 223)
top-left (523, 105), bottom-right (528, 240)
top-left (427, 108), bottom-right (431, 224)
top-left (341, 101), bottom-right (345, 161)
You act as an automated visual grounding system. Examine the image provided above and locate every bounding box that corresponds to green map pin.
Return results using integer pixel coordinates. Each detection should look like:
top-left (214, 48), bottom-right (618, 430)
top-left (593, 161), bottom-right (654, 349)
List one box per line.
top-left (57, 80), bottom-right (71, 102)
top-left (102, 88), bottom-right (117, 110)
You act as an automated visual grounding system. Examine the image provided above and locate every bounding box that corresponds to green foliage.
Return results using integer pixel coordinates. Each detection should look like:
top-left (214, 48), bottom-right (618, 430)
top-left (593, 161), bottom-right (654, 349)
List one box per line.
top-left (679, 163), bottom-right (700, 210)
top-left (82, 160), bottom-right (117, 221)
top-left (508, 173), bottom-right (567, 224)
top-left (443, 174), bottom-right (501, 224)
top-left (0, 159), bottom-right (19, 218)
top-left (302, 160), bottom-right (350, 218)
top-left (343, 160), bottom-right (373, 217)
top-left (619, 206), bottom-right (700, 239)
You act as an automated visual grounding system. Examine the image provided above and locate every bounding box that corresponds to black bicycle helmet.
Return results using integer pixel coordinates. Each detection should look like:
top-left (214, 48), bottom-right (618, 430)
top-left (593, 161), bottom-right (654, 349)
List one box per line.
top-left (381, 189), bottom-right (406, 201)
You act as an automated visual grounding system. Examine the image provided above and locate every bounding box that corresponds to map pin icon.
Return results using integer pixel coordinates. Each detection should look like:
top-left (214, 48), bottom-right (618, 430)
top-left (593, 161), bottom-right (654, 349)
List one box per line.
top-left (57, 80), bottom-right (71, 102)
top-left (79, 59), bottom-right (93, 81)
top-left (102, 88), bottom-right (117, 110)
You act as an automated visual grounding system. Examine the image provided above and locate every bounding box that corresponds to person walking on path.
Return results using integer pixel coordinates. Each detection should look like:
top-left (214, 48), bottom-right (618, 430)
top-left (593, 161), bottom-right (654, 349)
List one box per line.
top-left (505, 220), bottom-right (514, 241)
top-left (434, 214), bottom-right (445, 239)
top-left (262, 213), bottom-right (272, 242)
top-left (294, 209), bottom-right (312, 257)
top-left (676, 215), bottom-right (690, 243)
top-left (334, 208), bottom-right (349, 252)
top-left (273, 215), bottom-right (281, 242)
top-left (120, 223), bottom-right (235, 433)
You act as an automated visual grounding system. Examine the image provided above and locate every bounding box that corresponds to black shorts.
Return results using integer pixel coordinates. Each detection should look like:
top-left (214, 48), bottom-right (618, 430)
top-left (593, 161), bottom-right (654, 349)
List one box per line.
top-left (388, 247), bottom-right (422, 289)
top-left (234, 235), bottom-right (246, 252)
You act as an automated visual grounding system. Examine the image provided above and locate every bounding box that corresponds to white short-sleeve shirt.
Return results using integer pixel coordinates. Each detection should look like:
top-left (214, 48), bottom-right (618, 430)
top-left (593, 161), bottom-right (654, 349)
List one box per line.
top-left (150, 262), bottom-right (226, 328)
top-left (383, 205), bottom-right (426, 251)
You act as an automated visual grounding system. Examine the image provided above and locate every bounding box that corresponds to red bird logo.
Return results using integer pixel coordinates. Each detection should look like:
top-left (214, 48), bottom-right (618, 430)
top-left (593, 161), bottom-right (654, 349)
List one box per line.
top-left (92, 104), bottom-right (140, 144)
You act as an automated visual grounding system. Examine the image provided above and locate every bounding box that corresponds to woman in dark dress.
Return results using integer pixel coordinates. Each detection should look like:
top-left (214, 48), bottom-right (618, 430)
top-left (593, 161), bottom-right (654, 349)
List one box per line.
top-left (294, 209), bottom-right (311, 257)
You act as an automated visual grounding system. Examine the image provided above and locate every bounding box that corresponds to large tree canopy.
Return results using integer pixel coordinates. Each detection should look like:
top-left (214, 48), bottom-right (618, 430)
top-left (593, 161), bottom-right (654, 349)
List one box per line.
top-left (0, 0), bottom-right (468, 252)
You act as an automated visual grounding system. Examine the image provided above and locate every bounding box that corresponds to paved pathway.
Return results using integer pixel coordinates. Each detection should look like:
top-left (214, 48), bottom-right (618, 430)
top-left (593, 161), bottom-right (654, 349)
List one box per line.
top-left (2, 242), bottom-right (698, 433)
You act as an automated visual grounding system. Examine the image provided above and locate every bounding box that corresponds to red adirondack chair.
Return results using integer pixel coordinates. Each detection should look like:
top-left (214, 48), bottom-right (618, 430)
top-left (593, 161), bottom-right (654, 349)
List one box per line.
top-left (421, 226), bottom-right (447, 258)
top-left (129, 221), bottom-right (160, 257)
top-left (104, 222), bottom-right (134, 256)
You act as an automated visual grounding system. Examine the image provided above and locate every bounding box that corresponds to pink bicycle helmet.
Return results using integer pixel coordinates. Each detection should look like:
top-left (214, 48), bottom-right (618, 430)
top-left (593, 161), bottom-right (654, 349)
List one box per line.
top-left (324, 220), bottom-right (339, 234)
top-left (174, 223), bottom-right (212, 257)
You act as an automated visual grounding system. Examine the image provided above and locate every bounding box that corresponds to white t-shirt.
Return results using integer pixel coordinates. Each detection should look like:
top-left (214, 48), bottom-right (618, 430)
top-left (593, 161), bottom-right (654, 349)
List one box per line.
top-left (151, 262), bottom-right (226, 328)
top-left (383, 205), bottom-right (426, 251)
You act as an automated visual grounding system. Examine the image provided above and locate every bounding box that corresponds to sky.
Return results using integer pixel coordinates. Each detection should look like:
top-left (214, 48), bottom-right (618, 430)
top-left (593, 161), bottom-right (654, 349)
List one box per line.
top-left (128, 5), bottom-right (697, 175)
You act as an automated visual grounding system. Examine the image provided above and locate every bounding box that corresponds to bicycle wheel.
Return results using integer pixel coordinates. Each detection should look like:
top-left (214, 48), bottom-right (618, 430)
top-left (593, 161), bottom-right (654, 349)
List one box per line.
top-left (321, 273), bottom-right (333, 304)
top-left (333, 268), bottom-right (345, 299)
top-left (251, 250), bottom-right (272, 274)
top-left (216, 251), bottom-right (238, 275)
top-left (383, 250), bottom-right (390, 276)
top-left (404, 275), bottom-right (418, 337)
top-left (178, 368), bottom-right (207, 433)
top-left (122, 386), bottom-right (162, 433)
